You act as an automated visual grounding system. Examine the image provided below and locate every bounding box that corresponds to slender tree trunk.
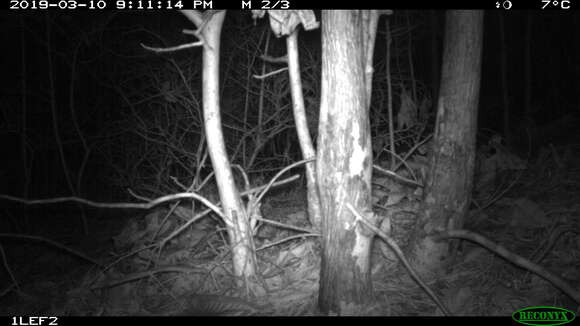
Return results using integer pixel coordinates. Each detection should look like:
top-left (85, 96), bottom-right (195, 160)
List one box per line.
top-left (411, 10), bottom-right (484, 272)
top-left (317, 10), bottom-right (377, 315)
top-left (286, 29), bottom-right (322, 229)
top-left (182, 10), bottom-right (260, 295)
top-left (385, 17), bottom-right (395, 169)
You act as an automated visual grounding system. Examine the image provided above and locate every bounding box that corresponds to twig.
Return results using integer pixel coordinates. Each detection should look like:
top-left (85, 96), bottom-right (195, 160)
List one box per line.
top-left (380, 148), bottom-right (420, 183)
top-left (45, 15), bottom-right (87, 234)
top-left (160, 174), bottom-right (302, 246)
top-left (0, 244), bottom-right (20, 292)
top-left (432, 229), bottom-right (580, 304)
top-left (254, 217), bottom-right (316, 235)
top-left (193, 170), bottom-right (215, 192)
top-left (256, 233), bottom-right (319, 251)
top-left (0, 233), bottom-right (101, 267)
top-left (254, 159), bottom-right (314, 206)
top-left (0, 284), bottom-right (16, 298)
top-left (529, 224), bottom-right (578, 264)
top-left (170, 176), bottom-right (189, 191)
top-left (127, 188), bottom-right (151, 202)
top-left (141, 41), bottom-right (203, 53)
top-left (91, 265), bottom-right (203, 290)
top-left (232, 164), bottom-right (251, 193)
top-left (260, 54), bottom-right (288, 64)
top-left (159, 208), bottom-right (213, 250)
top-left (0, 175), bottom-right (302, 278)
top-left (101, 244), bottom-right (157, 274)
top-left (250, 174), bottom-right (301, 198)
top-left (0, 174), bottom-right (301, 253)
top-left (393, 133), bottom-right (433, 172)
top-left (478, 169), bottom-right (523, 210)
top-left (253, 67), bottom-right (288, 80)
top-left (346, 203), bottom-right (451, 316)
top-left (0, 192), bottom-right (226, 222)
top-left (152, 201), bottom-right (182, 241)
top-left (373, 164), bottom-right (423, 188)
top-left (181, 28), bottom-right (201, 37)
top-left (128, 175), bottom-right (303, 266)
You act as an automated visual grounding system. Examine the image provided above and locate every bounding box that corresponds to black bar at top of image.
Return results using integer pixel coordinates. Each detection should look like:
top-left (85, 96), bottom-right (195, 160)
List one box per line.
top-left (230, 0), bottom-right (553, 10)
top-left (180, 0), bottom-right (571, 10)
top-left (3, 0), bottom-right (577, 10)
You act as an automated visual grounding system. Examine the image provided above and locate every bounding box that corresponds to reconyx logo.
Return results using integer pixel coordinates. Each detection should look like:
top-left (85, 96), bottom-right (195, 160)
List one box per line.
top-left (512, 307), bottom-right (576, 326)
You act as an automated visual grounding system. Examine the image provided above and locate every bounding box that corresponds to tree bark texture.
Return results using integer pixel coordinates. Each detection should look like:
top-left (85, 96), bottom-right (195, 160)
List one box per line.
top-left (317, 10), bottom-right (376, 315)
top-left (183, 10), bottom-right (260, 294)
top-left (412, 10), bottom-right (484, 271)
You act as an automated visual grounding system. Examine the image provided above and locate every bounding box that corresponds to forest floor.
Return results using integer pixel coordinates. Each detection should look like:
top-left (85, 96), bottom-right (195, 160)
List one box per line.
top-left (377, 142), bottom-right (580, 316)
top-left (0, 141), bottom-right (579, 316)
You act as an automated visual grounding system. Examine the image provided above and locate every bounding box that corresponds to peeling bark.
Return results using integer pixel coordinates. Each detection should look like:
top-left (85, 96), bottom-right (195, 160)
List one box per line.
top-left (317, 10), bottom-right (377, 315)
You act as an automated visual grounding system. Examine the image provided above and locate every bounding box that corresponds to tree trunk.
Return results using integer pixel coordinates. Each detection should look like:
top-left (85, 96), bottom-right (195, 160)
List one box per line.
top-left (317, 10), bottom-right (377, 315)
top-left (286, 29), bottom-right (322, 229)
top-left (411, 10), bottom-right (484, 272)
top-left (181, 10), bottom-right (260, 295)
top-left (430, 10), bottom-right (440, 103)
top-left (498, 12), bottom-right (511, 147)
top-left (524, 12), bottom-right (533, 120)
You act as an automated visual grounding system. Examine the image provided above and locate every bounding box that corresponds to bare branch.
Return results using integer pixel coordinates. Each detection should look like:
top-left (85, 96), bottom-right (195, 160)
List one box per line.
top-left (256, 233), bottom-right (319, 251)
top-left (0, 244), bottom-right (20, 292)
top-left (180, 10), bottom-right (204, 27)
top-left (0, 174), bottom-right (300, 230)
top-left (433, 229), bottom-right (580, 304)
top-left (255, 216), bottom-right (316, 235)
top-left (0, 192), bottom-right (225, 221)
top-left (347, 203), bottom-right (450, 316)
top-left (0, 233), bottom-right (101, 267)
top-left (373, 164), bottom-right (423, 188)
top-left (260, 54), bottom-right (288, 64)
top-left (253, 67), bottom-right (289, 80)
top-left (141, 41), bottom-right (203, 53)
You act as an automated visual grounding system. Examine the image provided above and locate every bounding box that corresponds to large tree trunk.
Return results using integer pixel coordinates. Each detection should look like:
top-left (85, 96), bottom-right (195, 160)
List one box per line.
top-left (411, 10), bottom-right (484, 272)
top-left (317, 10), bottom-right (378, 315)
top-left (498, 12), bottom-right (512, 147)
top-left (430, 10), bottom-right (441, 103)
top-left (181, 10), bottom-right (260, 295)
top-left (524, 12), bottom-right (533, 120)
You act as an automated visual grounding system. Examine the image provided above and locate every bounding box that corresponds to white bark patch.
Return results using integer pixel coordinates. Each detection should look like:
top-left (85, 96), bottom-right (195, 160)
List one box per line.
top-left (349, 123), bottom-right (366, 176)
top-left (352, 230), bottom-right (370, 270)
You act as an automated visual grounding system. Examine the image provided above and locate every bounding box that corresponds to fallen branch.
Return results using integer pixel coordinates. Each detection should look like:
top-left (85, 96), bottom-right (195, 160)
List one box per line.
top-left (0, 174), bottom-right (302, 286)
top-left (347, 203), bottom-right (450, 316)
top-left (432, 229), bottom-right (580, 304)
